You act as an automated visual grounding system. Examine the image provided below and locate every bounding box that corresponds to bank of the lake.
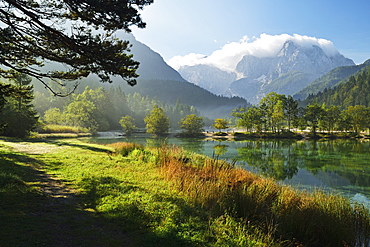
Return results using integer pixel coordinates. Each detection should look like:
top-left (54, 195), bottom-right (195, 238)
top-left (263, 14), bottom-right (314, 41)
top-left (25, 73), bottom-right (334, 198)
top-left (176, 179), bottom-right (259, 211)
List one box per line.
top-left (1, 138), bottom-right (369, 246)
top-left (90, 132), bottom-right (370, 205)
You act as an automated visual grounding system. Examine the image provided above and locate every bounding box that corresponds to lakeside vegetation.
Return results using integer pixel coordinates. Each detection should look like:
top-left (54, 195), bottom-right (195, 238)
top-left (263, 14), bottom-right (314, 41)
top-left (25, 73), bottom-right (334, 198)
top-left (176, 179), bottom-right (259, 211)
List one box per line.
top-left (1, 138), bottom-right (369, 246)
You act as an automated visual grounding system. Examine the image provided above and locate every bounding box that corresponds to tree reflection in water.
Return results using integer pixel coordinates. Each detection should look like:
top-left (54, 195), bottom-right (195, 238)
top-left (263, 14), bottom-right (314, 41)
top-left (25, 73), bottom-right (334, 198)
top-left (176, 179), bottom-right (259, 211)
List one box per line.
top-left (237, 140), bottom-right (298, 180)
top-left (236, 140), bottom-right (370, 193)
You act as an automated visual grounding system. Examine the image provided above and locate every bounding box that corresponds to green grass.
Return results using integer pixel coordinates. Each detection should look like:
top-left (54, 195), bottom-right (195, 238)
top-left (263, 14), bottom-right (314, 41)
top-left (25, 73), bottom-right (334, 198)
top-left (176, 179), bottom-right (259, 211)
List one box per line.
top-left (0, 138), bottom-right (369, 246)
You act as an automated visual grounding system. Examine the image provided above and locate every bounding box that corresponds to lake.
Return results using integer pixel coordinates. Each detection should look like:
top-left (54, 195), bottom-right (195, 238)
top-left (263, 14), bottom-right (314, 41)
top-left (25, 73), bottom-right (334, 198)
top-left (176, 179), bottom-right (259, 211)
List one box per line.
top-left (88, 132), bottom-right (370, 207)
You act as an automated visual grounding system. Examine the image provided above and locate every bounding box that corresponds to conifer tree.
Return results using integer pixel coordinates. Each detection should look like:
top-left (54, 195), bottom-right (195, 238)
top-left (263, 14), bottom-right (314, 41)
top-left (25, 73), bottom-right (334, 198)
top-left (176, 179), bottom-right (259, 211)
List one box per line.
top-left (0, 74), bottom-right (39, 137)
top-left (0, 0), bottom-right (153, 95)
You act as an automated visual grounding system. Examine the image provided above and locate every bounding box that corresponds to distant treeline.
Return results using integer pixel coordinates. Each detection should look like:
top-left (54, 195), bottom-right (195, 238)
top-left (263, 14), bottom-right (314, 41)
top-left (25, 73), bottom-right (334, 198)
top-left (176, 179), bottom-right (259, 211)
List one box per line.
top-left (304, 67), bottom-right (370, 108)
top-left (34, 86), bottom-right (206, 133)
top-left (233, 92), bottom-right (370, 136)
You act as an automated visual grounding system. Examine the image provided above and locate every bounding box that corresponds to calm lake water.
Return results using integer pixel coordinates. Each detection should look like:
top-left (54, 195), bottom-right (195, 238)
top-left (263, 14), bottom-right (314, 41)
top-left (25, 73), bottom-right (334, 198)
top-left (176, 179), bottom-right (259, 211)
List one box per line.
top-left (88, 132), bottom-right (370, 206)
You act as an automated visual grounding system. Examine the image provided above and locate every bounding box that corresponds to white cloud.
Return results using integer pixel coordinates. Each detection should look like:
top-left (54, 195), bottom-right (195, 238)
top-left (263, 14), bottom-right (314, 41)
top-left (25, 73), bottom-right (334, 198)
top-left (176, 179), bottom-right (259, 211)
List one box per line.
top-left (168, 33), bottom-right (339, 72)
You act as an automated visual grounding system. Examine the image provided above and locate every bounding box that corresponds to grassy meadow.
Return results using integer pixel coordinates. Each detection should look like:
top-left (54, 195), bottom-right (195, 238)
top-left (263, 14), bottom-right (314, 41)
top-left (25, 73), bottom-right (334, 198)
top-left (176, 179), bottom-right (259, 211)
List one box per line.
top-left (0, 138), bottom-right (369, 246)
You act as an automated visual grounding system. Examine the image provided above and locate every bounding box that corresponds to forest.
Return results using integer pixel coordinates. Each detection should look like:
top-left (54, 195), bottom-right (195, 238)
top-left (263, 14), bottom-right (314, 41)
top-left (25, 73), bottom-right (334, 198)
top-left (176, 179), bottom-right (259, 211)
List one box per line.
top-left (305, 68), bottom-right (370, 108)
top-left (0, 74), bottom-right (209, 137)
top-left (1, 69), bottom-right (370, 138)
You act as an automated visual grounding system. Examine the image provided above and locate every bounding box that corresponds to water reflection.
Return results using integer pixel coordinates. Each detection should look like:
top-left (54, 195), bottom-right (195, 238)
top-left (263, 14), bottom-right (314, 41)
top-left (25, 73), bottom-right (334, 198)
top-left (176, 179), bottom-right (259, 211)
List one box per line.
top-left (213, 144), bottom-right (229, 156)
top-left (237, 140), bottom-right (299, 180)
top-left (234, 139), bottom-right (370, 198)
top-left (89, 134), bottom-right (370, 199)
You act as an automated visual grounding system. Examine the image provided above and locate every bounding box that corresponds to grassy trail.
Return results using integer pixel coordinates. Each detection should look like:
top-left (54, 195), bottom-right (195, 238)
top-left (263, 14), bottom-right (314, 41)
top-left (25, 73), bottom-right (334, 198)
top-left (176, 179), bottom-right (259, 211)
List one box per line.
top-left (1, 138), bottom-right (369, 247)
top-left (0, 139), bottom-right (143, 246)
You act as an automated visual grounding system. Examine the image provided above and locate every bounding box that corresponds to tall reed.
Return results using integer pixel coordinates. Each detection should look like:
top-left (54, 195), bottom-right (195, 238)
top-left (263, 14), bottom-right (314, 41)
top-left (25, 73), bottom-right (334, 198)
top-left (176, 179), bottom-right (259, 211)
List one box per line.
top-left (107, 142), bottom-right (144, 156)
top-left (156, 145), bottom-right (370, 246)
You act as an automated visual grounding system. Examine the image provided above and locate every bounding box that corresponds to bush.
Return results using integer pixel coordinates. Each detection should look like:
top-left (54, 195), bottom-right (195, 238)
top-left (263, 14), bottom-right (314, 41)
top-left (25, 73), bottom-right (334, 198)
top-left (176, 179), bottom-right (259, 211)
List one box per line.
top-left (38, 124), bottom-right (89, 134)
top-left (107, 142), bottom-right (144, 156)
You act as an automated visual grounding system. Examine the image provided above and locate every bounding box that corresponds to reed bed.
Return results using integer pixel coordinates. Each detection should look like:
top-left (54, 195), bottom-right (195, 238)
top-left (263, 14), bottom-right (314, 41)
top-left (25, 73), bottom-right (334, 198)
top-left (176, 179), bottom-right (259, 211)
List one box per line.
top-left (107, 142), bottom-right (144, 156)
top-left (156, 145), bottom-right (370, 246)
top-left (38, 124), bottom-right (87, 133)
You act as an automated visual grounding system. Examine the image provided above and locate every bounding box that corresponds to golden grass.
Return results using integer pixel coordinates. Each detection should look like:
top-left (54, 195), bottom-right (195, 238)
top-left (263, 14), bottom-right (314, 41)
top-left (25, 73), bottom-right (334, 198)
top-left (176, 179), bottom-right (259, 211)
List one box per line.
top-left (38, 124), bottom-right (88, 133)
top-left (107, 142), bottom-right (144, 156)
top-left (156, 145), bottom-right (370, 246)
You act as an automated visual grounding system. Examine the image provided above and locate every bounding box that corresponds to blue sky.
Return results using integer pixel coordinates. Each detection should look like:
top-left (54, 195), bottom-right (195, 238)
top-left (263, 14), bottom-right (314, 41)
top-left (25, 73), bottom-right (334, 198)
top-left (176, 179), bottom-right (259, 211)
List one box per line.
top-left (132, 0), bottom-right (370, 65)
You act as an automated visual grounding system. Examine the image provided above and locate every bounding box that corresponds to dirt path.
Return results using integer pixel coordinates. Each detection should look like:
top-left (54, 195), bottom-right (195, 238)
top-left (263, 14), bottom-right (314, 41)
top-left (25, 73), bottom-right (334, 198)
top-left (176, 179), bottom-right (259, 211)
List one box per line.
top-left (7, 142), bottom-right (136, 246)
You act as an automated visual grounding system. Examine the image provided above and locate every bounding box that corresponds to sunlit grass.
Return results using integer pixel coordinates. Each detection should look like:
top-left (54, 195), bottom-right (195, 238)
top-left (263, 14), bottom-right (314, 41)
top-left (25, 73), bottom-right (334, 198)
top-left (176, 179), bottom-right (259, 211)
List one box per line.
top-left (38, 124), bottom-right (88, 133)
top-left (107, 142), bottom-right (144, 156)
top-left (1, 139), bottom-right (369, 246)
top-left (157, 145), bottom-right (370, 246)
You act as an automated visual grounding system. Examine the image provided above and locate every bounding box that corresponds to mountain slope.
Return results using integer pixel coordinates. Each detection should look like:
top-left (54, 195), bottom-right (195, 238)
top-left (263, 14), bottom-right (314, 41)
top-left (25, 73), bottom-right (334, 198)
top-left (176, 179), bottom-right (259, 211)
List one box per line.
top-left (178, 64), bottom-right (236, 95)
top-left (33, 34), bottom-right (249, 118)
top-left (303, 64), bottom-right (370, 108)
top-left (177, 39), bottom-right (355, 104)
top-left (116, 79), bottom-right (249, 118)
top-left (294, 59), bottom-right (370, 100)
top-left (123, 34), bottom-right (187, 82)
top-left (111, 34), bottom-right (250, 118)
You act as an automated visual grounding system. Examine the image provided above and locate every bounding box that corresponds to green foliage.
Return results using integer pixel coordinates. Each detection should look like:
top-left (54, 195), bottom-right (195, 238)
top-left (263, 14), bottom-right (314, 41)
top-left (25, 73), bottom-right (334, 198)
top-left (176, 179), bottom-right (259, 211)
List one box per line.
top-left (38, 124), bottom-right (87, 134)
top-left (63, 97), bottom-right (98, 133)
top-left (43, 107), bottom-right (63, 125)
top-left (178, 114), bottom-right (205, 137)
top-left (296, 60), bottom-right (370, 100)
top-left (0, 75), bottom-right (39, 137)
top-left (144, 105), bottom-right (170, 136)
top-left (233, 93), bottom-right (299, 133)
top-left (233, 90), bottom-right (370, 137)
top-left (304, 103), bottom-right (325, 136)
top-left (107, 142), bottom-right (144, 156)
top-left (119, 115), bottom-right (137, 135)
top-left (305, 65), bottom-right (370, 108)
top-left (34, 86), bottom-right (200, 132)
top-left (0, 0), bottom-right (153, 94)
top-left (340, 105), bottom-right (370, 134)
top-left (212, 118), bottom-right (229, 131)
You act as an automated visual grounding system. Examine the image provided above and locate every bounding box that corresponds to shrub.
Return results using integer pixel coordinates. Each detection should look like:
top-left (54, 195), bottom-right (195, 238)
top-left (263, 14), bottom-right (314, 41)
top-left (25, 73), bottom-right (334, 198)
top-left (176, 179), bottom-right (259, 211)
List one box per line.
top-left (156, 145), bottom-right (370, 246)
top-left (38, 124), bottom-right (89, 133)
top-left (107, 142), bottom-right (144, 156)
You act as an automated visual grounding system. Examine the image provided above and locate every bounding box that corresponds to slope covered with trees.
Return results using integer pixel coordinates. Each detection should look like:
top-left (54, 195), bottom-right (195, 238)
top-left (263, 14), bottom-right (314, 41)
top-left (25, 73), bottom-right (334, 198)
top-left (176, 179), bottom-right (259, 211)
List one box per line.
top-left (295, 59), bottom-right (370, 100)
top-left (35, 85), bottom-right (204, 133)
top-left (304, 64), bottom-right (370, 108)
top-left (117, 79), bottom-right (250, 118)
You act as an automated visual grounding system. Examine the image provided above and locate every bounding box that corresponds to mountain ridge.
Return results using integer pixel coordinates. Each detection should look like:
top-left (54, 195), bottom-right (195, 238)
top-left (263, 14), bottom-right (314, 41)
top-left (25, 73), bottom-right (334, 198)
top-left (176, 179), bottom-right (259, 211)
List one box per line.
top-left (303, 63), bottom-right (370, 108)
top-left (176, 38), bottom-right (355, 104)
top-left (294, 59), bottom-right (370, 100)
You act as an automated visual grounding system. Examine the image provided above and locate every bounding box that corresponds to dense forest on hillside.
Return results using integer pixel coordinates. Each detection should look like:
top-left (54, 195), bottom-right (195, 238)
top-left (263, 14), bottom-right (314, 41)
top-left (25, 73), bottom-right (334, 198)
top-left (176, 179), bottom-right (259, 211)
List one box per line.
top-left (32, 77), bottom-right (250, 119)
top-left (304, 65), bottom-right (370, 108)
top-left (34, 86), bottom-right (205, 132)
top-left (295, 60), bottom-right (370, 100)
top-left (117, 79), bottom-right (250, 118)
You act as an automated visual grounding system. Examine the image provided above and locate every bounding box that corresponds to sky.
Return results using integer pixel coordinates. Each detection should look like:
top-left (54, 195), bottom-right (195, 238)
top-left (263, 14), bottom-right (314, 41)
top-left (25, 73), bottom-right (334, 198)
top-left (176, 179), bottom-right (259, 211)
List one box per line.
top-left (131, 0), bottom-right (370, 67)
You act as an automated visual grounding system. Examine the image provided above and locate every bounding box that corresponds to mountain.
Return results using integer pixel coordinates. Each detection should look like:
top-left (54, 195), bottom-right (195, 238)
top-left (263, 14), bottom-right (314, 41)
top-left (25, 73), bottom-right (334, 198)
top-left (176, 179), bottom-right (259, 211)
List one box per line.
top-left (178, 64), bottom-right (236, 95)
top-left (117, 34), bottom-right (250, 117)
top-left (101, 34), bottom-right (250, 118)
top-left (117, 79), bottom-right (248, 119)
top-left (32, 33), bottom-right (249, 118)
top-left (294, 59), bottom-right (370, 100)
top-left (303, 63), bottom-right (370, 108)
top-left (122, 34), bottom-right (187, 82)
top-left (177, 39), bottom-right (355, 104)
